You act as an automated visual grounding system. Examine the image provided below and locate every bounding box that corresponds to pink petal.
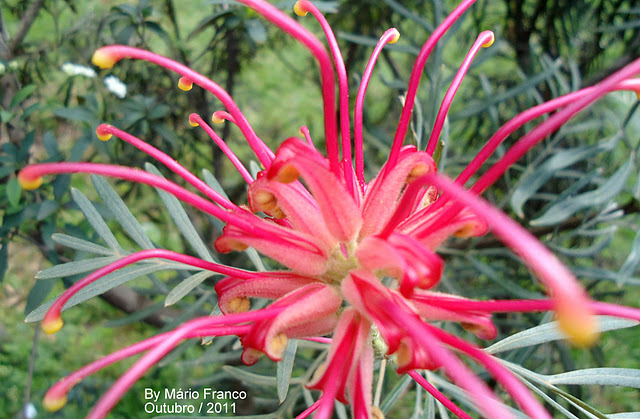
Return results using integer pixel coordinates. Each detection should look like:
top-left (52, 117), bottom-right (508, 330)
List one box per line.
top-left (360, 146), bottom-right (436, 238)
top-left (267, 138), bottom-right (362, 242)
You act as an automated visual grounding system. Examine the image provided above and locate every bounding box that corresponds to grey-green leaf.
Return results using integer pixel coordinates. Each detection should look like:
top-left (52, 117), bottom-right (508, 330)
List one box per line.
top-left (486, 316), bottom-right (639, 354)
top-left (546, 368), bottom-right (640, 388)
top-left (92, 175), bottom-right (154, 249)
top-left (276, 339), bottom-right (298, 403)
top-left (510, 140), bottom-right (616, 218)
top-left (71, 188), bottom-right (122, 251)
top-left (26, 262), bottom-right (187, 322)
top-left (531, 158), bottom-right (633, 226)
top-left (165, 271), bottom-right (215, 306)
top-left (146, 163), bottom-right (214, 262)
top-left (35, 256), bottom-right (120, 279)
top-left (51, 233), bottom-right (116, 256)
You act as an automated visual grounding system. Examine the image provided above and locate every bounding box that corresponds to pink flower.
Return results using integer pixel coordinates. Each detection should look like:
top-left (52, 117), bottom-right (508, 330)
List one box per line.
top-left (18, 0), bottom-right (640, 418)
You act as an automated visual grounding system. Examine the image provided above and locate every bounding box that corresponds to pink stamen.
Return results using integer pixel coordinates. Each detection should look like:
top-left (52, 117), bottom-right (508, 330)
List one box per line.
top-left (380, 299), bottom-right (514, 418)
top-left (189, 114), bottom-right (254, 184)
top-left (471, 61), bottom-right (640, 194)
top-left (295, 1), bottom-right (354, 193)
top-left (295, 399), bottom-right (320, 419)
top-left (44, 325), bottom-right (250, 407)
top-left (428, 326), bottom-right (551, 419)
top-left (19, 162), bottom-right (257, 229)
top-left (416, 297), bottom-right (640, 322)
top-left (304, 336), bottom-right (332, 344)
top-left (212, 110), bottom-right (237, 125)
top-left (97, 124), bottom-right (238, 208)
top-left (44, 249), bottom-right (255, 331)
top-left (408, 370), bottom-right (472, 419)
top-left (425, 30), bottom-right (494, 155)
top-left (299, 125), bottom-right (316, 148)
top-left (457, 79), bottom-right (640, 187)
top-left (87, 308), bottom-right (285, 419)
top-left (93, 46), bottom-right (274, 167)
top-left (354, 28), bottom-right (401, 188)
top-left (424, 174), bottom-right (597, 346)
top-left (313, 321), bottom-right (359, 418)
top-left (387, 0), bottom-right (479, 170)
top-left (235, 0), bottom-right (340, 176)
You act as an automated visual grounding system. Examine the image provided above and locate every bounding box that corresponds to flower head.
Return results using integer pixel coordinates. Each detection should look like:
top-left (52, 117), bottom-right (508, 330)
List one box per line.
top-left (18, 0), bottom-right (640, 418)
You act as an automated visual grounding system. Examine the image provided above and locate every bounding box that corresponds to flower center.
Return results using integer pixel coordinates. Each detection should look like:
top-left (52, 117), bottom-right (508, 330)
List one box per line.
top-left (322, 240), bottom-right (359, 283)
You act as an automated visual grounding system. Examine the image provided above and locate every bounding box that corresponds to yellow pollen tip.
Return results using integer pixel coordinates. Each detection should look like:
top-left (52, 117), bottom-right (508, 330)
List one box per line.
top-left (558, 310), bottom-right (598, 347)
top-left (178, 77), bottom-right (193, 91)
top-left (18, 173), bottom-right (43, 190)
top-left (227, 297), bottom-right (250, 313)
top-left (482, 32), bottom-right (495, 48)
top-left (96, 127), bottom-right (112, 142)
top-left (43, 394), bottom-right (68, 412)
top-left (389, 29), bottom-right (401, 44)
top-left (211, 112), bottom-right (225, 124)
top-left (41, 316), bottom-right (64, 335)
top-left (406, 163), bottom-right (429, 183)
top-left (635, 90), bottom-right (640, 100)
top-left (268, 333), bottom-right (288, 358)
top-left (188, 115), bottom-right (199, 127)
top-left (274, 164), bottom-right (300, 183)
top-left (371, 406), bottom-right (385, 419)
top-left (91, 49), bottom-right (117, 69)
top-left (293, 2), bottom-right (308, 16)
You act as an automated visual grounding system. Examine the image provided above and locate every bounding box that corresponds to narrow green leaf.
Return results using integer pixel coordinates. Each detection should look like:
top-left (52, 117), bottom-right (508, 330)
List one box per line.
top-left (165, 271), bottom-right (215, 306)
top-left (92, 175), bottom-right (154, 249)
top-left (51, 233), bottom-right (116, 256)
top-left (531, 158), bottom-right (634, 226)
top-left (146, 164), bottom-right (214, 262)
top-left (511, 140), bottom-right (616, 218)
top-left (486, 316), bottom-right (639, 354)
top-left (35, 256), bottom-right (120, 279)
top-left (7, 177), bottom-right (20, 207)
top-left (10, 84), bottom-right (37, 109)
top-left (276, 339), bottom-right (298, 403)
top-left (618, 229), bottom-right (640, 286)
top-left (71, 188), bottom-right (122, 251)
top-left (381, 374), bottom-right (414, 413)
top-left (0, 244), bottom-right (8, 283)
top-left (52, 106), bottom-right (97, 122)
top-left (546, 368), bottom-right (640, 388)
top-left (26, 262), bottom-right (187, 322)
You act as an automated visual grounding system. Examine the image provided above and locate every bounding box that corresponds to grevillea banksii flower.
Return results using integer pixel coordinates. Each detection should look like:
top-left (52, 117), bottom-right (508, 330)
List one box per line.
top-left (18, 0), bottom-right (640, 417)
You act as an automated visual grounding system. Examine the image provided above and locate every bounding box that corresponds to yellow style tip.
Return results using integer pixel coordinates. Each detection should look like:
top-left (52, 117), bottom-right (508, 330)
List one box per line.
top-left (96, 126), bottom-right (112, 141)
top-left (178, 77), bottom-right (193, 91)
top-left (188, 114), bottom-right (199, 127)
top-left (91, 49), bottom-right (117, 69)
top-left (389, 29), bottom-right (401, 44)
top-left (18, 173), bottom-right (43, 190)
top-left (558, 311), bottom-right (598, 348)
top-left (211, 112), bottom-right (225, 124)
top-left (482, 32), bottom-right (495, 48)
top-left (43, 394), bottom-right (68, 412)
top-left (41, 316), bottom-right (64, 335)
top-left (293, 1), bottom-right (308, 16)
